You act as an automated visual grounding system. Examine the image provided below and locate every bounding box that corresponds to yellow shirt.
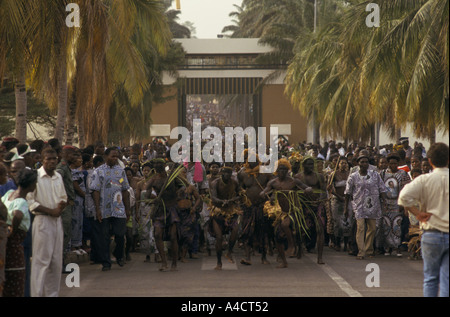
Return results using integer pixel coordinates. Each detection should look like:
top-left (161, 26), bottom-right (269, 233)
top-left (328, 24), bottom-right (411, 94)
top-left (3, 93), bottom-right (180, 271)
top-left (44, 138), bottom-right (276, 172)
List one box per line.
top-left (398, 167), bottom-right (449, 233)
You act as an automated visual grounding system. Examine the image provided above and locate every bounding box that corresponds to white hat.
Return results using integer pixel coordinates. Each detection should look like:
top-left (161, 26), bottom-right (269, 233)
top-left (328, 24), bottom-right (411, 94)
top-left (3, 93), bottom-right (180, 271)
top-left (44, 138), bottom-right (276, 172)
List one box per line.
top-left (5, 148), bottom-right (24, 162)
top-left (18, 144), bottom-right (36, 156)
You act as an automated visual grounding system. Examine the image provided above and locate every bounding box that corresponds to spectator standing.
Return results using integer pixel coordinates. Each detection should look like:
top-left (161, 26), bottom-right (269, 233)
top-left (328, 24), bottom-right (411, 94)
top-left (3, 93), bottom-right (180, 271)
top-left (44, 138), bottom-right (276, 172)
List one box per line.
top-left (398, 142), bottom-right (449, 297)
top-left (56, 146), bottom-right (78, 267)
top-left (85, 155), bottom-right (104, 264)
top-left (71, 151), bottom-right (86, 255)
top-left (91, 147), bottom-right (131, 271)
top-left (1, 169), bottom-right (36, 296)
top-left (27, 148), bottom-right (67, 297)
top-left (0, 162), bottom-right (9, 296)
top-left (421, 158), bottom-right (432, 174)
top-left (377, 153), bottom-right (411, 256)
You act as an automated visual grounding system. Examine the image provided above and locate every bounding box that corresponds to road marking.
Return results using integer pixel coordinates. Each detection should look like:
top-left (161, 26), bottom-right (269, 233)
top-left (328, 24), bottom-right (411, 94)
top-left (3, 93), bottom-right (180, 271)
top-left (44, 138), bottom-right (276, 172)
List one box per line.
top-left (201, 256), bottom-right (238, 270)
top-left (305, 253), bottom-right (363, 297)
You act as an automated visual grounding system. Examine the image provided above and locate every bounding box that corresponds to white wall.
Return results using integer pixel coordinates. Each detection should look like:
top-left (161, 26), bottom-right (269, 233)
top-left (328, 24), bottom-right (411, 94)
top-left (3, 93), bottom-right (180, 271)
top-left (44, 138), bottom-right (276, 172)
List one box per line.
top-left (379, 125), bottom-right (449, 150)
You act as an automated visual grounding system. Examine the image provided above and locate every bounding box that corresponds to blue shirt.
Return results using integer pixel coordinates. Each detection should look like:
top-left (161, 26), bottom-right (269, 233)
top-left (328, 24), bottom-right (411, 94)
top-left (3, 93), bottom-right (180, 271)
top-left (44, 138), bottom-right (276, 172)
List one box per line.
top-left (90, 164), bottom-right (130, 218)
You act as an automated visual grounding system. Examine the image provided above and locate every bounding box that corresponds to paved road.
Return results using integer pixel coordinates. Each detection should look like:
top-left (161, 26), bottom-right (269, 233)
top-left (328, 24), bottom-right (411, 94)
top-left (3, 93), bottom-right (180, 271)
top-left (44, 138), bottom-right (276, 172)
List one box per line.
top-left (59, 245), bottom-right (424, 299)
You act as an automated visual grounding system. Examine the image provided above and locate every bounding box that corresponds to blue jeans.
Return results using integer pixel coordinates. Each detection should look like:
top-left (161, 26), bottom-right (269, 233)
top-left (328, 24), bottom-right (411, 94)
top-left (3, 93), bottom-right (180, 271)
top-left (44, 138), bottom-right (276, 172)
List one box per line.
top-left (421, 231), bottom-right (449, 297)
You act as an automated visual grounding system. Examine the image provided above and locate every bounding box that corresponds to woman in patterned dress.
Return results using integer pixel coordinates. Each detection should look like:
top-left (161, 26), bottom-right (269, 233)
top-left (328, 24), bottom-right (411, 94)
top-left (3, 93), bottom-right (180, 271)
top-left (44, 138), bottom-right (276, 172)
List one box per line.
top-left (71, 154), bottom-right (86, 254)
top-left (376, 153), bottom-right (411, 256)
top-left (1, 169), bottom-right (36, 297)
top-left (135, 162), bottom-right (156, 262)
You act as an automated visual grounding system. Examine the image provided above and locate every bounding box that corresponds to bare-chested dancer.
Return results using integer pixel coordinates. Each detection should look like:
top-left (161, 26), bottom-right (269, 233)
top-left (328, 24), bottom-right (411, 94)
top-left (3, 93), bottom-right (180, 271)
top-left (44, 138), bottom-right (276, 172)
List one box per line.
top-left (145, 159), bottom-right (183, 271)
top-left (294, 157), bottom-right (327, 264)
top-left (260, 159), bottom-right (313, 268)
top-left (209, 166), bottom-right (242, 270)
top-left (237, 152), bottom-right (273, 265)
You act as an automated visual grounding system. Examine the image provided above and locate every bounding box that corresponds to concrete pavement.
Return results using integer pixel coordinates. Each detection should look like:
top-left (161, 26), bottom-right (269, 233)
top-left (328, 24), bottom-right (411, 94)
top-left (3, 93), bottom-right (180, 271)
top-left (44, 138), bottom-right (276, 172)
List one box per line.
top-left (59, 245), bottom-right (425, 298)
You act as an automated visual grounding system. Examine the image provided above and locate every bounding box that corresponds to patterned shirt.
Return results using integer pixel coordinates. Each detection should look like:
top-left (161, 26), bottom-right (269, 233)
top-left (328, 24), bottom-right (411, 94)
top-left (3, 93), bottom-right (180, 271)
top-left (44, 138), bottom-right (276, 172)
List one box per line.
top-left (90, 164), bottom-right (130, 219)
top-left (379, 168), bottom-right (411, 213)
top-left (84, 169), bottom-right (96, 218)
top-left (72, 167), bottom-right (86, 215)
top-left (345, 170), bottom-right (387, 219)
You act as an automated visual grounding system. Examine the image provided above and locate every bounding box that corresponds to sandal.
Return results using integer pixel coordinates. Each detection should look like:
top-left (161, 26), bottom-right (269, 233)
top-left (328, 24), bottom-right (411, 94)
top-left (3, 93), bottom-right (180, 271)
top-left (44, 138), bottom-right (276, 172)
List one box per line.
top-left (356, 256), bottom-right (364, 260)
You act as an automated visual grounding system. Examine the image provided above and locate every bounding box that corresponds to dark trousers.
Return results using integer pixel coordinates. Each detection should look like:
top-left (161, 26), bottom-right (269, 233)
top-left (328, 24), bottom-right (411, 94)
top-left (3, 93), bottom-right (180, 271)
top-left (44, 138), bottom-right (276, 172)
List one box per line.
top-left (88, 217), bottom-right (100, 262)
top-left (93, 217), bottom-right (127, 268)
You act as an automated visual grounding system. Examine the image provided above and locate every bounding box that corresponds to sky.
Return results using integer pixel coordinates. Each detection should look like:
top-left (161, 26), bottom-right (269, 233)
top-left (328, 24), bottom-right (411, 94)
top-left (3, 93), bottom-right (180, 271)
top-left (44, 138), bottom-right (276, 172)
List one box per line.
top-left (170, 0), bottom-right (242, 38)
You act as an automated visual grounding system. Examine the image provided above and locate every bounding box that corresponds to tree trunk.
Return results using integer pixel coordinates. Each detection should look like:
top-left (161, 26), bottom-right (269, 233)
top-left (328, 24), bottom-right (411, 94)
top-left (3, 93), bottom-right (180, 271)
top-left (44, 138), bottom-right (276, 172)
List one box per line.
top-left (429, 128), bottom-right (436, 145)
top-left (312, 109), bottom-right (320, 145)
top-left (65, 86), bottom-right (77, 145)
top-left (77, 110), bottom-right (85, 149)
top-left (14, 69), bottom-right (27, 143)
top-left (374, 122), bottom-right (380, 148)
top-left (395, 126), bottom-right (401, 143)
top-left (54, 50), bottom-right (68, 144)
top-left (369, 123), bottom-right (378, 147)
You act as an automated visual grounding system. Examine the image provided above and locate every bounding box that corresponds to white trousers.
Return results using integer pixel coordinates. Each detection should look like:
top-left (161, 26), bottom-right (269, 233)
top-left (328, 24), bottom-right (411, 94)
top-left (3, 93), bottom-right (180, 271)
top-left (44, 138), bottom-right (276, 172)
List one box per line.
top-left (31, 215), bottom-right (63, 297)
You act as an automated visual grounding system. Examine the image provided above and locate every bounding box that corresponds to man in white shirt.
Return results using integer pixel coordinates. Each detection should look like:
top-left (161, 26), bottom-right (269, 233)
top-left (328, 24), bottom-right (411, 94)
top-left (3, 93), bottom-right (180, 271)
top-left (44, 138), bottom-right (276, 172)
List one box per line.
top-left (398, 142), bottom-right (449, 297)
top-left (27, 148), bottom-right (67, 297)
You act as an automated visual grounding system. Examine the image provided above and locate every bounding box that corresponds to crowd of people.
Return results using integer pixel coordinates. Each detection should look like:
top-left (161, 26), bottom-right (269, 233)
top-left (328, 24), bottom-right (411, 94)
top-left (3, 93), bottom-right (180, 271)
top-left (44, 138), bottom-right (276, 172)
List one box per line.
top-left (0, 134), bottom-right (447, 297)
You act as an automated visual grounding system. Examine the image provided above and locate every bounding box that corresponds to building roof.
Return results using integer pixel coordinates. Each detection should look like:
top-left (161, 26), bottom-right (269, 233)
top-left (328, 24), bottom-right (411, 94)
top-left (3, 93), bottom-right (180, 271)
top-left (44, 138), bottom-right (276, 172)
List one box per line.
top-left (174, 38), bottom-right (273, 55)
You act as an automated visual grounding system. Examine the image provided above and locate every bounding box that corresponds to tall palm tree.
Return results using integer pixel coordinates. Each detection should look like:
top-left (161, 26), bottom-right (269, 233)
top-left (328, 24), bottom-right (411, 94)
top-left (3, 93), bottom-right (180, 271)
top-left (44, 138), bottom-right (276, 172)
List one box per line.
top-left (222, 3), bottom-right (245, 38)
top-left (75, 0), bottom-right (172, 145)
top-left (286, 0), bottom-right (448, 144)
top-left (0, 0), bottom-right (32, 142)
top-left (164, 0), bottom-right (191, 38)
top-left (225, 0), bottom-right (335, 143)
top-left (25, 0), bottom-right (78, 143)
top-left (24, 0), bottom-right (172, 146)
top-left (357, 0), bottom-right (449, 143)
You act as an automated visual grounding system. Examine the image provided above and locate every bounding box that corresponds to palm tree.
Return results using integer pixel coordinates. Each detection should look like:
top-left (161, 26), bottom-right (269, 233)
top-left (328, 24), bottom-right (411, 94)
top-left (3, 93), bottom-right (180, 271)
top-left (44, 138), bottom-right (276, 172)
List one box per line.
top-left (24, 0), bottom-right (172, 146)
top-left (224, 0), bottom-right (333, 143)
top-left (286, 0), bottom-right (448, 144)
top-left (0, 0), bottom-right (32, 142)
top-left (164, 0), bottom-right (191, 38)
top-left (77, 0), bottom-right (173, 145)
top-left (357, 0), bottom-right (449, 143)
top-left (24, 0), bottom-right (78, 144)
top-left (222, 3), bottom-right (245, 38)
